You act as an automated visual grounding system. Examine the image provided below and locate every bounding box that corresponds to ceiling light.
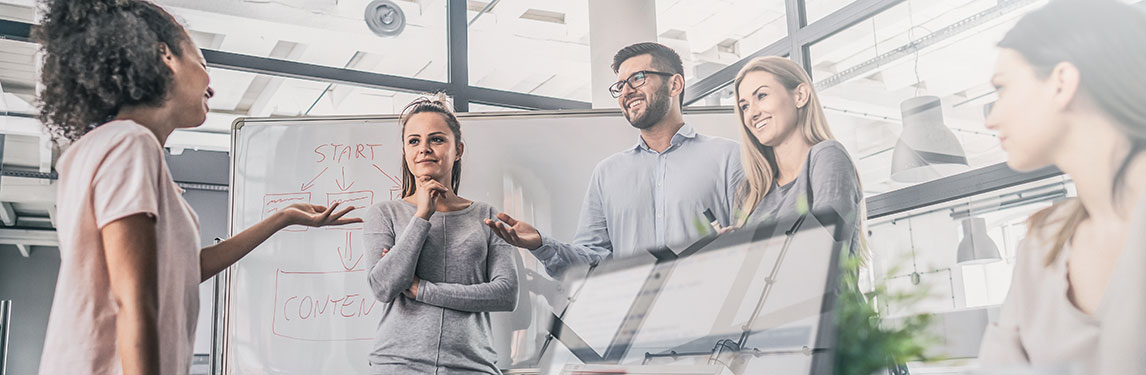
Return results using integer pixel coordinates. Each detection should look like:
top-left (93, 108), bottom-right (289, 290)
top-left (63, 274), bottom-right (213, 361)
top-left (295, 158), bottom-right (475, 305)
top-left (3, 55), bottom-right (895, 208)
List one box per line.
top-left (890, 96), bottom-right (969, 182)
top-left (956, 217), bottom-right (1002, 265)
top-left (365, 0), bottom-right (406, 37)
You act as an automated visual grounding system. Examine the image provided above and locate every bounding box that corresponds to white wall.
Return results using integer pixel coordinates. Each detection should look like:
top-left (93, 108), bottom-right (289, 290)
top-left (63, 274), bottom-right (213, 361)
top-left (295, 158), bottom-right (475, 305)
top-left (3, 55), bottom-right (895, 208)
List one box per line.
top-left (0, 245), bottom-right (60, 375)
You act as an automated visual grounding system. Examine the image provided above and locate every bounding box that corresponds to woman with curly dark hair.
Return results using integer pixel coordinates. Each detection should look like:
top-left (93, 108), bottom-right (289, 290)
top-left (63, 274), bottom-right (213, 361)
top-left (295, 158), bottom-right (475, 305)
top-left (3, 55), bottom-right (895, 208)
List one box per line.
top-left (34, 1), bottom-right (360, 374)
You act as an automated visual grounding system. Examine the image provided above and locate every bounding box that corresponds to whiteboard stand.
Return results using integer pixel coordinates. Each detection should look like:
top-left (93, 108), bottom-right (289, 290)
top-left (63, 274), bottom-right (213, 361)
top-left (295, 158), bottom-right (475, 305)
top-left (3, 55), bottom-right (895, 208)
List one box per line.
top-left (216, 108), bottom-right (741, 374)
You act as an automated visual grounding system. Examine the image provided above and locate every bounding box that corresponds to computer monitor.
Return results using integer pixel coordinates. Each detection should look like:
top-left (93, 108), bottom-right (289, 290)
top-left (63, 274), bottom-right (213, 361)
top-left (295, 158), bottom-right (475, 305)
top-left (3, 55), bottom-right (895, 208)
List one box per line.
top-left (539, 210), bottom-right (849, 375)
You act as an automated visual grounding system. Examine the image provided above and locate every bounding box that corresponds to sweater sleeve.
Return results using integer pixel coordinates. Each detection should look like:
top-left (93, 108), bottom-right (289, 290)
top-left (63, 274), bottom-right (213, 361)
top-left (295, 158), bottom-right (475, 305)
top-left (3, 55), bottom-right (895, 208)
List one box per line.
top-left (365, 205), bottom-right (432, 303)
top-left (530, 163), bottom-right (613, 277)
top-left (416, 224), bottom-right (520, 312)
top-left (807, 142), bottom-right (862, 221)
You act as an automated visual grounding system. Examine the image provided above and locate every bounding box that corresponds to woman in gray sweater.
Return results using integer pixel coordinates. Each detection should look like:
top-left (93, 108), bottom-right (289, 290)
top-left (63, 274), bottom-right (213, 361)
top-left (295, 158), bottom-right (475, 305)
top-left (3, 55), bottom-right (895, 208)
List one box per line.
top-left (731, 57), bottom-right (866, 257)
top-left (363, 95), bottom-right (519, 374)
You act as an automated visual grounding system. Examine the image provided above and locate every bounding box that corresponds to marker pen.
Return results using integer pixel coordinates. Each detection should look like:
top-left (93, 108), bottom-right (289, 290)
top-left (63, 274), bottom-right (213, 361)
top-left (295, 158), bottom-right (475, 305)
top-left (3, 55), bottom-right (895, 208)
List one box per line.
top-left (703, 208), bottom-right (721, 232)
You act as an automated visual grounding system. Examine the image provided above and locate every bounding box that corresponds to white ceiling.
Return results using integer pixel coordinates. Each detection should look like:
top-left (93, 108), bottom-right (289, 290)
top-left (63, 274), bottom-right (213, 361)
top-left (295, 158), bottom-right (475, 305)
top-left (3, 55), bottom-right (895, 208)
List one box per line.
top-left (1, 0), bottom-right (1143, 190)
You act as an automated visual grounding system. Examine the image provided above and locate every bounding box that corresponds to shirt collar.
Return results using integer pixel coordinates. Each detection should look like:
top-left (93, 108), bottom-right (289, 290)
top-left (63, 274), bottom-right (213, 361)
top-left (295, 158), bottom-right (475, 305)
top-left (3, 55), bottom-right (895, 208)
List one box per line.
top-left (635, 123), bottom-right (697, 152)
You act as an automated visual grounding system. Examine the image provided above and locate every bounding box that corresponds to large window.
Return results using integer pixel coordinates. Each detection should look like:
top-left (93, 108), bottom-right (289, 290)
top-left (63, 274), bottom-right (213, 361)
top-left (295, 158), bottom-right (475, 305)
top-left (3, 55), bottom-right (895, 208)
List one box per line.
top-left (809, 0), bottom-right (1047, 195)
top-left (159, 0), bottom-right (449, 82)
top-left (867, 175), bottom-right (1074, 316)
top-left (468, 1), bottom-right (592, 102)
top-left (172, 68), bottom-right (441, 151)
top-left (804, 0), bottom-right (858, 24)
top-left (205, 68), bottom-right (437, 121)
top-left (656, 0), bottom-right (789, 84)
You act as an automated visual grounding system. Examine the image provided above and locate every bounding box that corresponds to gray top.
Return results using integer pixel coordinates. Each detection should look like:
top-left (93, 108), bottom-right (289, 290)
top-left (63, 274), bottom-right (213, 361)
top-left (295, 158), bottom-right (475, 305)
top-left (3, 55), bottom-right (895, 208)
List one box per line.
top-left (748, 140), bottom-right (862, 253)
top-left (532, 123), bottom-right (744, 276)
top-left (363, 199), bottom-right (519, 375)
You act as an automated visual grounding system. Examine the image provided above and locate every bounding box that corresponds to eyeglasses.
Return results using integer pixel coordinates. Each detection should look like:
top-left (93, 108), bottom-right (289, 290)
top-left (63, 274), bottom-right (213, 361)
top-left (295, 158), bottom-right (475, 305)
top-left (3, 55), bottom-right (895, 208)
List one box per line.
top-left (609, 70), bottom-right (675, 98)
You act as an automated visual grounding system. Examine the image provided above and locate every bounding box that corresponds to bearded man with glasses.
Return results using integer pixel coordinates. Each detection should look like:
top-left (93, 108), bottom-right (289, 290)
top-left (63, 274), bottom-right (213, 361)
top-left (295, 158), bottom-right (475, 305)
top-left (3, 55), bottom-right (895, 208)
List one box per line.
top-left (485, 42), bottom-right (744, 277)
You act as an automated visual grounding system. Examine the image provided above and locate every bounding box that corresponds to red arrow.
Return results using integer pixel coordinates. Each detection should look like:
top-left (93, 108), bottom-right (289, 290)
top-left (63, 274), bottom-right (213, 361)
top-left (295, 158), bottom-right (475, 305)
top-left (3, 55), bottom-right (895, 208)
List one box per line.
top-left (373, 163), bottom-right (401, 187)
top-left (334, 167), bottom-right (355, 191)
top-left (301, 167), bottom-right (328, 191)
top-left (337, 232), bottom-right (363, 271)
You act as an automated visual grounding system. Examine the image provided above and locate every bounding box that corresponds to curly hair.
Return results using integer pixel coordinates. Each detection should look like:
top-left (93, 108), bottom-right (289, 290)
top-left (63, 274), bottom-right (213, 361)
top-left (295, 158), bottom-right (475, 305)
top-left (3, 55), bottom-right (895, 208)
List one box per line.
top-left (34, 0), bottom-right (189, 142)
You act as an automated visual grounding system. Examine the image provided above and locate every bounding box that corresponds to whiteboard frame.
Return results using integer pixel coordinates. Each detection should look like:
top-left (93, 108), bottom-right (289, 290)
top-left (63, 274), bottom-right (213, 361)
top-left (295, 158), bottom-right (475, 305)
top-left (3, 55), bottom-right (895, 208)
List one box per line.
top-left (217, 106), bottom-right (735, 375)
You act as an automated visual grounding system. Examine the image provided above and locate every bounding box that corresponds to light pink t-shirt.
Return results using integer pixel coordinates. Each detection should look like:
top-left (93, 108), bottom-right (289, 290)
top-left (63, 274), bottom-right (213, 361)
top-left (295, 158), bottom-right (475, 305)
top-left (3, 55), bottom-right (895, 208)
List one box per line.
top-left (40, 120), bottom-right (201, 375)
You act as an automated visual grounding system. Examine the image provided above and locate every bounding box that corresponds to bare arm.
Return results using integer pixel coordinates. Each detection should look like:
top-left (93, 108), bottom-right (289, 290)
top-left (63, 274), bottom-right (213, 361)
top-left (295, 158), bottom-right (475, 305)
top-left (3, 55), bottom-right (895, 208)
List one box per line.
top-left (102, 214), bottom-right (161, 375)
top-left (200, 203), bottom-right (360, 281)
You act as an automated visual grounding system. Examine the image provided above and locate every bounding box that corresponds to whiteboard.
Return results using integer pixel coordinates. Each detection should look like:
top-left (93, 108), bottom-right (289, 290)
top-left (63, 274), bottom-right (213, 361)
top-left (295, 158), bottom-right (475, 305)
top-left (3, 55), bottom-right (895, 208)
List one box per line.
top-left (223, 108), bottom-right (739, 374)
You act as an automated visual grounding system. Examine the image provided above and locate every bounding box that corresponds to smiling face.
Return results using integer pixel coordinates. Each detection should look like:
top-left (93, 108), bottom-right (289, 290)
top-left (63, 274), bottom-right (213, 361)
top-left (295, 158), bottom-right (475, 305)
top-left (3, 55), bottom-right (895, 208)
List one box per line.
top-left (403, 112), bottom-right (462, 181)
top-left (163, 37), bottom-right (214, 129)
top-left (985, 49), bottom-right (1072, 172)
top-left (615, 54), bottom-right (674, 130)
top-left (736, 70), bottom-right (806, 147)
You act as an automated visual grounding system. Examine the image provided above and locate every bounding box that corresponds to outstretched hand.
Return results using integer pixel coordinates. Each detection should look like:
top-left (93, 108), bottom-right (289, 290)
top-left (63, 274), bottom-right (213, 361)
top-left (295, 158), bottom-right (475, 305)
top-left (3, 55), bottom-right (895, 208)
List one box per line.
top-left (280, 202), bottom-right (362, 228)
top-left (483, 212), bottom-right (542, 250)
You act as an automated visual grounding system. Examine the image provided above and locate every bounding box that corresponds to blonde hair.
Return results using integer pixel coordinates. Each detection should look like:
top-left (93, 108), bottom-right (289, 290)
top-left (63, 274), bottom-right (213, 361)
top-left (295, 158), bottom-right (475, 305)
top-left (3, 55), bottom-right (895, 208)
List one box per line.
top-left (733, 56), bottom-right (869, 260)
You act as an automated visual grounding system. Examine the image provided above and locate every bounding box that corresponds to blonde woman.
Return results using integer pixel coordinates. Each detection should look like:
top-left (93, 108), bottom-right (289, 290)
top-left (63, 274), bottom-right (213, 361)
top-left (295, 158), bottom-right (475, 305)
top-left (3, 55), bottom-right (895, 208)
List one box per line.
top-left (732, 56), bottom-right (865, 255)
top-left (977, 0), bottom-right (1146, 372)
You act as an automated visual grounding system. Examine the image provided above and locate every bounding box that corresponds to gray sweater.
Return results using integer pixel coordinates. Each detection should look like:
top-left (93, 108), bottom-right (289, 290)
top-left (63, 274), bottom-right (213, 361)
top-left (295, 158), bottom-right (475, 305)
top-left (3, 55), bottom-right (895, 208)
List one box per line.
top-left (748, 140), bottom-right (863, 253)
top-left (363, 200), bottom-right (519, 374)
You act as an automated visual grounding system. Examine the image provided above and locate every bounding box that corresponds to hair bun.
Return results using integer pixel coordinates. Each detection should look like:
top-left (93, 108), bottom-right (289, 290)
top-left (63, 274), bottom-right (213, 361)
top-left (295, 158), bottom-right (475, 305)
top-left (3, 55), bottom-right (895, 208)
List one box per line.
top-left (428, 92), bottom-right (454, 113)
top-left (401, 92), bottom-right (455, 116)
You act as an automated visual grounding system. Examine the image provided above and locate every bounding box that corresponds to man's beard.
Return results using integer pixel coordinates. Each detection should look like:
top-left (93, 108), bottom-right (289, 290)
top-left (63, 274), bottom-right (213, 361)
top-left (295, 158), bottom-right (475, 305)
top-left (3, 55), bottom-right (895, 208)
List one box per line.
top-left (624, 84), bottom-right (671, 130)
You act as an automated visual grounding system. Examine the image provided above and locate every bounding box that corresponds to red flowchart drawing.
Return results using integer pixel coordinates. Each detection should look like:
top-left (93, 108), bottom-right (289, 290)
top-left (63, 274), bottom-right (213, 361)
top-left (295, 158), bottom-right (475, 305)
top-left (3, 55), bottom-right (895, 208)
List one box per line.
top-left (263, 192), bottom-right (312, 232)
top-left (300, 167), bottom-right (328, 192)
top-left (313, 143), bottom-right (384, 164)
top-left (259, 143), bottom-right (411, 343)
top-left (373, 163), bottom-right (403, 201)
top-left (326, 190), bottom-right (374, 231)
top-left (335, 232), bottom-right (364, 271)
top-left (271, 269), bottom-right (379, 342)
top-left (334, 167), bottom-right (355, 192)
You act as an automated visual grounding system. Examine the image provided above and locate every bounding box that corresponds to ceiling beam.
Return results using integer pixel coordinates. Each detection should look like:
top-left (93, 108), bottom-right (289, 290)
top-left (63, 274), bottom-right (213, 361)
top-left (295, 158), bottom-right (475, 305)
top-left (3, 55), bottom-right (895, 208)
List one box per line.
top-left (15, 243), bottom-right (30, 257)
top-left (0, 228), bottom-right (57, 247)
top-left (203, 49), bottom-right (449, 97)
top-left (39, 135), bottom-right (52, 173)
top-left (16, 216), bottom-right (51, 227)
top-left (0, 202), bottom-right (15, 227)
top-left (0, 19), bottom-right (31, 42)
top-left (0, 18), bottom-right (588, 112)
